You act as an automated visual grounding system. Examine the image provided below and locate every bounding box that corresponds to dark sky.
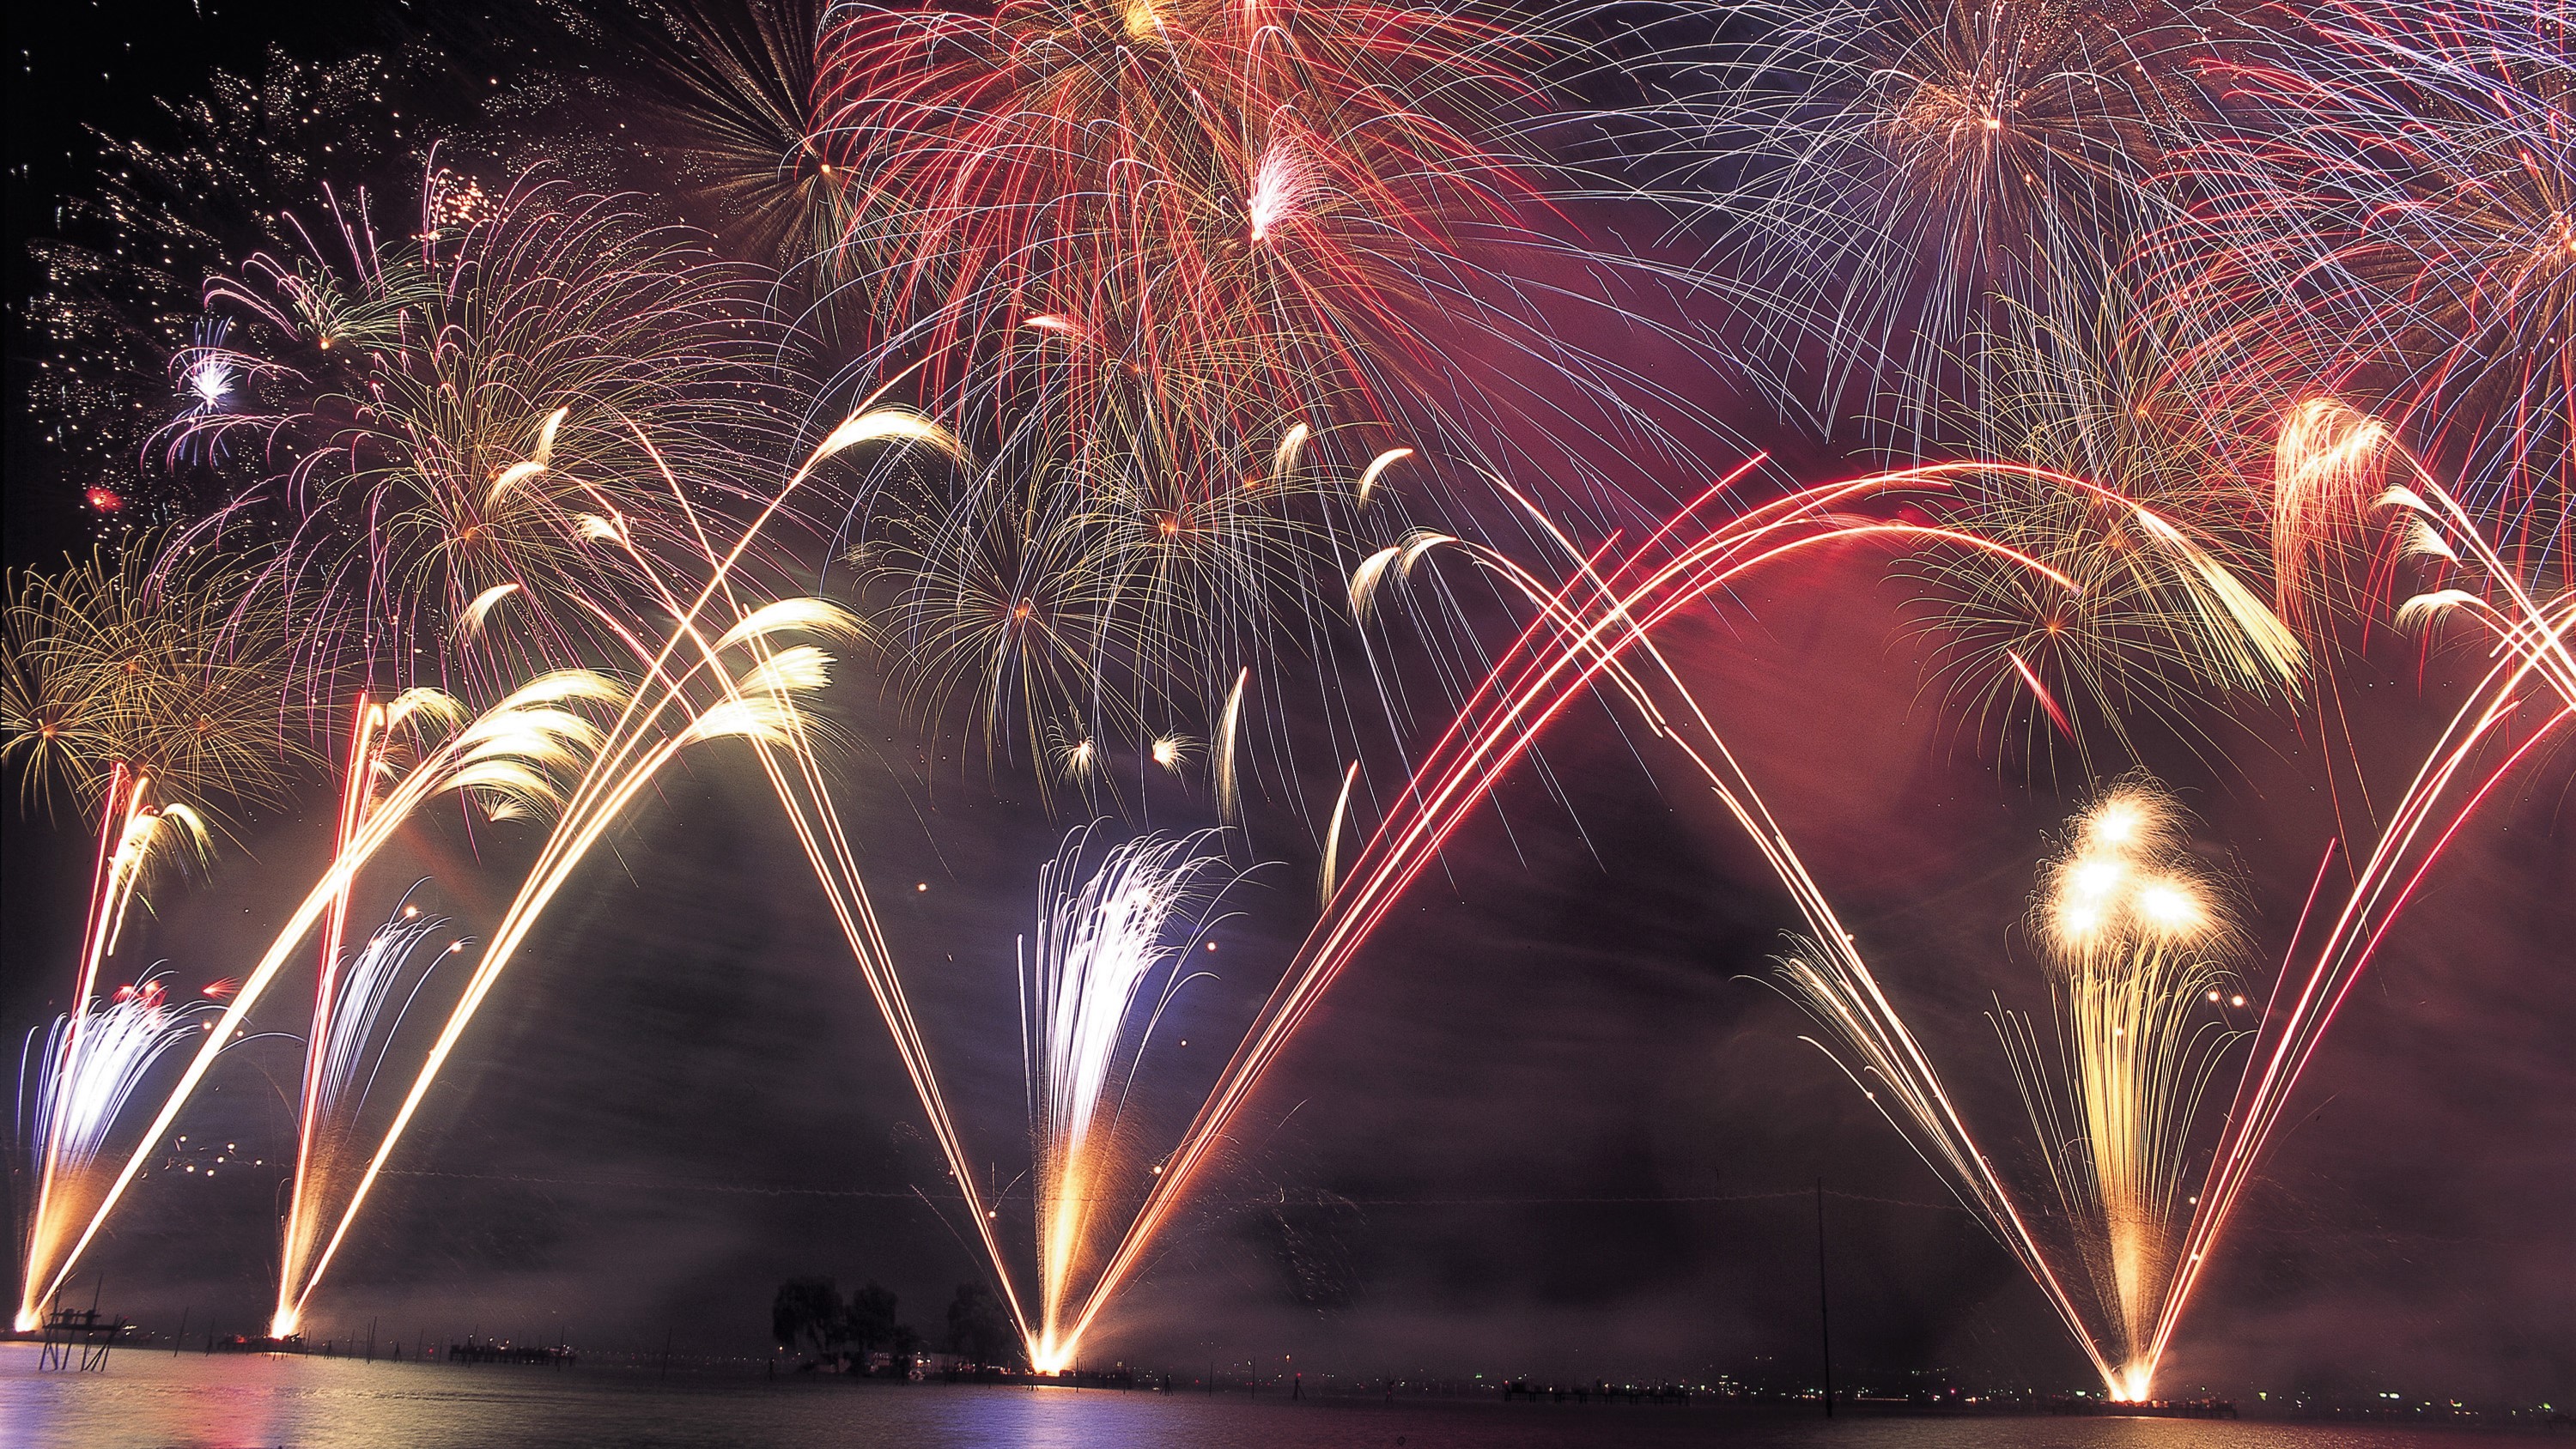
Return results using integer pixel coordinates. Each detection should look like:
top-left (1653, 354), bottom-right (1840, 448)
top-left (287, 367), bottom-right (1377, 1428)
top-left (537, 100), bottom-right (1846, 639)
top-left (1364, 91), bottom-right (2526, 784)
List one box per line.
top-left (5, 0), bottom-right (2570, 1405)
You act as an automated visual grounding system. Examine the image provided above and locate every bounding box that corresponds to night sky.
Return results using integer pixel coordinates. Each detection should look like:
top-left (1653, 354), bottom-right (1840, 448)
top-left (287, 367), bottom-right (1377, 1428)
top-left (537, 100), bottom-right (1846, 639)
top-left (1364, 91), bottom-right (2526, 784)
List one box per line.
top-left (5, 0), bottom-right (2569, 1406)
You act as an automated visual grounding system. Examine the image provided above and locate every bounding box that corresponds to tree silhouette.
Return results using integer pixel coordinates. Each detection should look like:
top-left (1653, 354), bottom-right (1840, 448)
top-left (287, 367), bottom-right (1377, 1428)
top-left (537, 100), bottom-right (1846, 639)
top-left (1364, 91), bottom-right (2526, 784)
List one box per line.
top-left (945, 1282), bottom-right (1024, 1367)
top-left (769, 1276), bottom-right (845, 1359)
top-left (843, 1280), bottom-right (898, 1361)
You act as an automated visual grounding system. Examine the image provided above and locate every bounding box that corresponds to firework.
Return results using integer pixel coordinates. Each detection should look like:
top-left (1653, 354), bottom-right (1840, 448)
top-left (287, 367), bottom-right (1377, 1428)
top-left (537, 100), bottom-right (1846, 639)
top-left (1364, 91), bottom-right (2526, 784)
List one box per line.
top-left (2142, 401), bottom-right (2570, 1384)
top-left (2, 535), bottom-right (313, 821)
top-left (1023, 827), bottom-right (1234, 1369)
top-left (273, 889), bottom-right (465, 1339)
top-left (812, 0), bottom-right (1723, 778)
top-left (20, 47), bottom-right (434, 517)
top-left (271, 690), bottom-right (470, 1338)
top-left (635, 0), bottom-right (854, 290)
top-left (860, 419), bottom-right (1341, 784)
top-left (11, 767), bottom-right (215, 1332)
top-left (1036, 459), bottom-right (2078, 1362)
top-left (9, 0), bottom-right (2561, 1383)
top-left (163, 167), bottom-right (798, 699)
top-left (1994, 780), bottom-right (2248, 1399)
top-left (14, 972), bottom-right (223, 1331)
top-left (811, 0), bottom-right (1548, 441)
top-left (1772, 779), bottom-right (2251, 1400)
top-left (268, 410), bottom-right (1041, 1332)
top-left (21, 669), bottom-right (622, 1330)
top-left (1673, 0), bottom-right (2233, 440)
top-left (270, 623), bottom-right (850, 1333)
top-left (1901, 298), bottom-right (2306, 774)
top-left (2151, 0), bottom-right (2572, 576)
top-left (1771, 403), bottom-right (2567, 1402)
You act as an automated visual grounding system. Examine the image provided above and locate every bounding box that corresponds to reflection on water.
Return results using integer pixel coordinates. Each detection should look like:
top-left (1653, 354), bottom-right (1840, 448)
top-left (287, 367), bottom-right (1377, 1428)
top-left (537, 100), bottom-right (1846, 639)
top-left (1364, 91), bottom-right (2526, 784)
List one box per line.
top-left (0, 1344), bottom-right (2492, 1449)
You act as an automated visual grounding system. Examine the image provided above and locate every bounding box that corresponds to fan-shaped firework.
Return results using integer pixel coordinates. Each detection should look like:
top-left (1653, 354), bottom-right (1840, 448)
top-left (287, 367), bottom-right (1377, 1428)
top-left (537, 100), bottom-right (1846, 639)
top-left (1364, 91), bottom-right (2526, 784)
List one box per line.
top-left (15, 971), bottom-right (223, 1332)
top-left (1049, 462), bottom-right (2084, 1366)
top-left (4, 0), bottom-right (2562, 1403)
top-left (21, 667), bottom-right (626, 1329)
top-left (1769, 403), bottom-right (2567, 1403)
top-left (1022, 826), bottom-right (1234, 1369)
top-left (1995, 779), bottom-right (2248, 1401)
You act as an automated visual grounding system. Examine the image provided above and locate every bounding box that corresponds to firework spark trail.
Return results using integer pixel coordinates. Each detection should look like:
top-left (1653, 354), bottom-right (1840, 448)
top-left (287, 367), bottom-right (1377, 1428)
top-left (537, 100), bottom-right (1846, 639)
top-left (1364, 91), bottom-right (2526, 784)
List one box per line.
top-left (21, 671), bottom-right (619, 1331)
top-left (272, 688), bottom-right (489, 1330)
top-left (13, 767), bottom-right (210, 1331)
top-left (1783, 404), bottom-right (2567, 1399)
top-left (2139, 403), bottom-right (2573, 1384)
top-left (1990, 782), bottom-right (2251, 1401)
top-left (15, 970), bottom-right (222, 1329)
top-left (275, 882), bottom-right (467, 1338)
top-left (1023, 828), bottom-right (1232, 1370)
top-left (1048, 463), bottom-right (2095, 1363)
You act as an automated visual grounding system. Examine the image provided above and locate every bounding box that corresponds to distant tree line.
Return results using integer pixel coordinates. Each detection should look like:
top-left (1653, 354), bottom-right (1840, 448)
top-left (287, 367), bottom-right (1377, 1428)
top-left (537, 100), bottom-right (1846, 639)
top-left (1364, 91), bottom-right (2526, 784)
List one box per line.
top-left (769, 1276), bottom-right (1023, 1373)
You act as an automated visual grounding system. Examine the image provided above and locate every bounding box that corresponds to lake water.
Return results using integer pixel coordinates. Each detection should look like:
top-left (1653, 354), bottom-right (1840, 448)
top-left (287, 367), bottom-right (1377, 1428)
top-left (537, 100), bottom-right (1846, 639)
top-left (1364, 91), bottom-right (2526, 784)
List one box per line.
top-left (0, 1345), bottom-right (2514, 1449)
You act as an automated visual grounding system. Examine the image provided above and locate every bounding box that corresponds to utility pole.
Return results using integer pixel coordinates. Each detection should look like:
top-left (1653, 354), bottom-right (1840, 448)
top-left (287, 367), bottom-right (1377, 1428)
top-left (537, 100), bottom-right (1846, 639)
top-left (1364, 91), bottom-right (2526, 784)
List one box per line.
top-left (1815, 1179), bottom-right (1833, 1419)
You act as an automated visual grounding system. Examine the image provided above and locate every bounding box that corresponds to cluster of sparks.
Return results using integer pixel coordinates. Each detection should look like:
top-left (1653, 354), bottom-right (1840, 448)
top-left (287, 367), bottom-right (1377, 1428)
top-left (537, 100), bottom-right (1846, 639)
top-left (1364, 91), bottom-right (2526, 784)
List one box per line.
top-left (3, 0), bottom-right (2566, 1402)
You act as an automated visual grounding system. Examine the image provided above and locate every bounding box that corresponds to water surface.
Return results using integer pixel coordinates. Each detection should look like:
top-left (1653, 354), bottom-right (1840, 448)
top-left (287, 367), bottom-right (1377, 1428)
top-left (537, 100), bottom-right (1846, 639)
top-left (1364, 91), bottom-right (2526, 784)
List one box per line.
top-left (0, 1344), bottom-right (2505, 1449)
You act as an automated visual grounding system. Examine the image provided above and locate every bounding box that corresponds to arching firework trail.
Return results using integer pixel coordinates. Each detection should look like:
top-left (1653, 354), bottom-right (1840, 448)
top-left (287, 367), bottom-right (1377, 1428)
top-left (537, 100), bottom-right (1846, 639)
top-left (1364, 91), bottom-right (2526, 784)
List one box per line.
top-left (8, 0), bottom-right (2561, 1388)
top-left (1021, 827), bottom-right (1234, 1370)
top-left (273, 616), bottom-right (854, 1334)
top-left (272, 409), bottom-right (1059, 1337)
top-left (2141, 398), bottom-right (2572, 1385)
top-left (1035, 460), bottom-right (2098, 1364)
top-left (1769, 401), bottom-right (2568, 1401)
top-left (21, 670), bottom-right (623, 1330)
